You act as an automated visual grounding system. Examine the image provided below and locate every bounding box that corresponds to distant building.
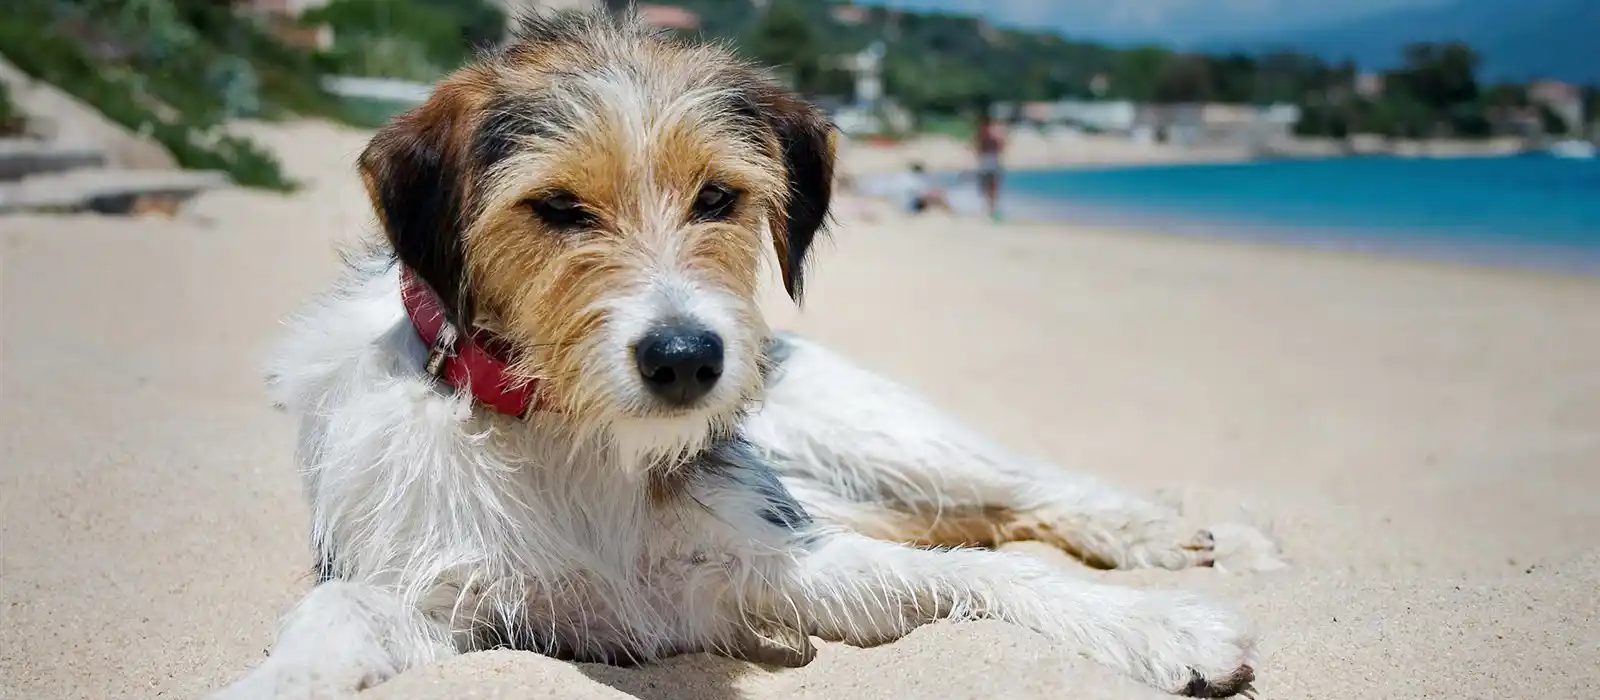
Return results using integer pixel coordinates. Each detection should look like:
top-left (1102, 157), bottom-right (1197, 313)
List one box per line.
top-left (637, 4), bottom-right (699, 30)
top-left (1528, 80), bottom-right (1579, 104)
top-left (977, 19), bottom-right (1004, 46)
top-left (990, 97), bottom-right (1299, 146)
top-left (831, 4), bottom-right (870, 25)
top-left (1528, 80), bottom-right (1585, 134)
top-left (1133, 102), bottom-right (1300, 147)
top-left (495, 1), bottom-right (690, 35)
top-left (1018, 101), bottom-right (1055, 124)
top-left (1057, 100), bottom-right (1138, 132)
top-left (1355, 72), bottom-right (1385, 99)
top-left (993, 100), bottom-right (1133, 132)
top-left (499, 0), bottom-right (602, 15)
top-left (1134, 104), bottom-right (1205, 145)
top-left (237, 0), bottom-right (332, 50)
top-left (1200, 104), bottom-right (1258, 129)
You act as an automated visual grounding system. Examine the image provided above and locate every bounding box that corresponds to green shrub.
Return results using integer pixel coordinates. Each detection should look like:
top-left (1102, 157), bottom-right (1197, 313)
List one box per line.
top-left (0, 81), bottom-right (21, 135)
top-left (337, 95), bottom-right (420, 129)
top-left (321, 34), bottom-right (443, 83)
top-left (305, 0), bottom-right (504, 80)
top-left (0, 1), bottom-right (294, 190)
top-left (1447, 102), bottom-right (1493, 139)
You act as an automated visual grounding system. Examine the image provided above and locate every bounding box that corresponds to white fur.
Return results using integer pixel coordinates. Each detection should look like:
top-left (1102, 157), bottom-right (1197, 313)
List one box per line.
top-left (597, 267), bottom-right (758, 466)
top-left (748, 334), bottom-right (1223, 571)
top-left (212, 251), bottom-right (1258, 699)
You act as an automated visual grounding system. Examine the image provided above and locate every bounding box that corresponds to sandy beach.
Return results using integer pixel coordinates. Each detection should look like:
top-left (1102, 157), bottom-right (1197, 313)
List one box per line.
top-left (3, 120), bottom-right (1598, 699)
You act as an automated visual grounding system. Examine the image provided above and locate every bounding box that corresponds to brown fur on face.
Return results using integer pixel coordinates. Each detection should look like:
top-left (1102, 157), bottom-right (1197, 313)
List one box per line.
top-left (357, 11), bottom-right (835, 434)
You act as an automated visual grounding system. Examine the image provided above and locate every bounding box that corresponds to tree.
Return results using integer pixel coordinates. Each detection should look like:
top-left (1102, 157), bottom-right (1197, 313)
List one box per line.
top-left (1484, 82), bottom-right (1529, 109)
top-left (1253, 51), bottom-right (1329, 105)
top-left (744, 0), bottom-right (822, 92)
top-left (1209, 53), bottom-right (1257, 104)
top-left (1329, 60), bottom-right (1358, 100)
top-left (1110, 46), bottom-right (1171, 102)
top-left (1447, 102), bottom-right (1493, 138)
top-left (883, 51), bottom-right (984, 117)
top-left (415, 0), bottom-right (505, 53)
top-left (305, 0), bottom-right (505, 79)
top-left (1380, 94), bottom-right (1436, 139)
top-left (1391, 42), bottom-right (1481, 113)
top-left (0, 81), bottom-right (21, 136)
top-left (1153, 54), bottom-right (1214, 104)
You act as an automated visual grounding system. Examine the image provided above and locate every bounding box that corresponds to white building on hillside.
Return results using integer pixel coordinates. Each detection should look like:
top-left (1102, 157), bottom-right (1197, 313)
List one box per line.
top-left (239, 0), bottom-right (333, 49)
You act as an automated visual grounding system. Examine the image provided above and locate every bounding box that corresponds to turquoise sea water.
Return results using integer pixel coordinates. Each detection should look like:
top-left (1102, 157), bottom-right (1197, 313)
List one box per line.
top-left (991, 155), bottom-right (1600, 274)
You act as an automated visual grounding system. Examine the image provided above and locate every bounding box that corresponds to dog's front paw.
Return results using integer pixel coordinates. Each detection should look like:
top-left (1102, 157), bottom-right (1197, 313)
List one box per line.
top-left (1060, 510), bottom-right (1217, 571)
top-left (1122, 592), bottom-right (1257, 697)
top-left (1115, 523), bottom-right (1218, 571)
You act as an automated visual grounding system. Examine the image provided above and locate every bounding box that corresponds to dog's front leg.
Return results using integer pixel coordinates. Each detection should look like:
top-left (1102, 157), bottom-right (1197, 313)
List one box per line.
top-left (781, 532), bottom-right (1257, 697)
top-left (752, 335), bottom-right (1220, 570)
top-left (208, 580), bottom-right (455, 699)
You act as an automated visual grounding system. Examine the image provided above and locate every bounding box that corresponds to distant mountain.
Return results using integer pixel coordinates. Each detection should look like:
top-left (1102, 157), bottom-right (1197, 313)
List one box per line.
top-left (1198, 0), bottom-right (1600, 84)
top-left (866, 0), bottom-right (1449, 46)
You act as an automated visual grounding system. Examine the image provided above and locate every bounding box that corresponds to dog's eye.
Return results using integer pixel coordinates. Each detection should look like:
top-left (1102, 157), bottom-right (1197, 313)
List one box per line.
top-left (692, 183), bottom-right (739, 221)
top-left (528, 192), bottom-right (594, 229)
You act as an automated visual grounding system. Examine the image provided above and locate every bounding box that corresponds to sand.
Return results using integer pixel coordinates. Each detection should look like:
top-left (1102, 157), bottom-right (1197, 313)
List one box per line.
top-left (3, 120), bottom-right (1598, 700)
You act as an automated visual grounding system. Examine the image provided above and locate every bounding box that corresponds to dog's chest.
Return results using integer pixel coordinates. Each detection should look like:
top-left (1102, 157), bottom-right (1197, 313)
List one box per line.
top-left (482, 473), bottom-right (744, 660)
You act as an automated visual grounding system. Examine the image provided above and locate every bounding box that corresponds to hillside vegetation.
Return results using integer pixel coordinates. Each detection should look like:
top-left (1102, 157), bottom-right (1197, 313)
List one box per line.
top-left (2, 0), bottom-right (1588, 191)
top-left (1209, 0), bottom-right (1600, 85)
top-left (0, 82), bottom-right (21, 136)
top-left (304, 0), bottom-right (505, 83)
top-left (658, 0), bottom-right (1596, 138)
top-left (0, 0), bottom-right (388, 190)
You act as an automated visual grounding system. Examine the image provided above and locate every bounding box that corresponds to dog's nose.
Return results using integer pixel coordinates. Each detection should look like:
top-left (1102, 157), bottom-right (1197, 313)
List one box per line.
top-left (634, 325), bottom-right (724, 406)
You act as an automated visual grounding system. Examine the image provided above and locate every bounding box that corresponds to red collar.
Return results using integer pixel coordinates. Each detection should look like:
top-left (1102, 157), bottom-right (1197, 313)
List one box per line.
top-left (399, 266), bottom-right (544, 418)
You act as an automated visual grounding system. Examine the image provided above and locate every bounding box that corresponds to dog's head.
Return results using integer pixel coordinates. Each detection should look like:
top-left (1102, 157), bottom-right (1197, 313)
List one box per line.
top-left (359, 12), bottom-right (834, 464)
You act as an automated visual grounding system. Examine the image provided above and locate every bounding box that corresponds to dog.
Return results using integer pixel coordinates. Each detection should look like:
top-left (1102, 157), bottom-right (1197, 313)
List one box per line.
top-left (211, 11), bottom-right (1257, 699)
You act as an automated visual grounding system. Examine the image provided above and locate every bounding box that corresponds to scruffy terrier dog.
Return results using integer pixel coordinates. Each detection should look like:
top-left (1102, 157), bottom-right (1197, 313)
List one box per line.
top-left (212, 12), bottom-right (1257, 699)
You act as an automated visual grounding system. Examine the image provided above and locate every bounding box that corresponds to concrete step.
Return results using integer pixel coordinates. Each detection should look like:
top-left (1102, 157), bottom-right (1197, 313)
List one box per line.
top-left (0, 139), bottom-right (107, 180)
top-left (0, 168), bottom-right (231, 215)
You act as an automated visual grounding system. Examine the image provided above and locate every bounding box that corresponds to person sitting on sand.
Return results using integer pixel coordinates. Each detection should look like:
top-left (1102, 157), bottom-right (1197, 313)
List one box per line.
top-left (903, 162), bottom-right (950, 214)
top-left (878, 161), bottom-right (950, 215)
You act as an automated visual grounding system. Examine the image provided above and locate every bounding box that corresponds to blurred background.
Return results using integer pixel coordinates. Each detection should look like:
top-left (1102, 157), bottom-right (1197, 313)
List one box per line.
top-left (2, 0), bottom-right (1594, 268)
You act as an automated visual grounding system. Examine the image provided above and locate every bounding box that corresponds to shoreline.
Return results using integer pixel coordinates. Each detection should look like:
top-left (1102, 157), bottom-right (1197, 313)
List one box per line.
top-left (840, 188), bottom-right (1600, 284)
top-left (996, 190), bottom-right (1600, 280)
top-left (836, 131), bottom-right (1537, 180)
top-left (993, 199), bottom-right (1600, 282)
top-left (845, 148), bottom-right (1600, 281)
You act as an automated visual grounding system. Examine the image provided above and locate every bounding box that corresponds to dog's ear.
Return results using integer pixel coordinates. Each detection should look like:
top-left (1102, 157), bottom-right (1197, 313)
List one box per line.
top-left (359, 82), bottom-right (481, 327)
top-left (755, 89), bottom-right (837, 303)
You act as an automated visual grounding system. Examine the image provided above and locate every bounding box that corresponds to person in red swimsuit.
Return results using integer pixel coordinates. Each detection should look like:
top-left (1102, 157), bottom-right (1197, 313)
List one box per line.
top-left (974, 110), bottom-right (1006, 221)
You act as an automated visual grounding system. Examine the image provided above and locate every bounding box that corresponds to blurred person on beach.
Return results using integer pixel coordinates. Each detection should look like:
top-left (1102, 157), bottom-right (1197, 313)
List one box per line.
top-left (903, 162), bottom-right (950, 214)
top-left (974, 110), bottom-right (1006, 221)
top-left (875, 161), bottom-right (950, 215)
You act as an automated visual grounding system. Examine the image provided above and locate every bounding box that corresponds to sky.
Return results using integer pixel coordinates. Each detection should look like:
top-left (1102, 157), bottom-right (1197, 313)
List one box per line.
top-left (859, 0), bottom-right (1457, 44)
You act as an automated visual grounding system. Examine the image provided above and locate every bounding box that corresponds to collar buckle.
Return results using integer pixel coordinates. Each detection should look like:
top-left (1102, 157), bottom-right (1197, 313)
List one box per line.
top-left (424, 321), bottom-right (459, 378)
